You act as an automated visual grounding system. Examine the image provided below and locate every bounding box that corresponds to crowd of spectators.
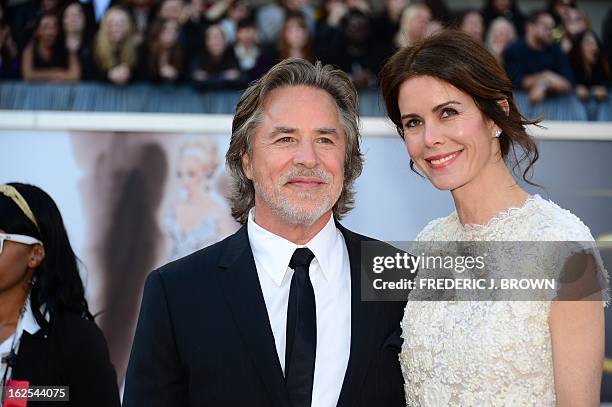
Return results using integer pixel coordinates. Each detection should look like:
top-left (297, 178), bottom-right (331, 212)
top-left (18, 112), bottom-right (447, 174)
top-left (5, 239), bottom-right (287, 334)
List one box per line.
top-left (0, 0), bottom-right (610, 106)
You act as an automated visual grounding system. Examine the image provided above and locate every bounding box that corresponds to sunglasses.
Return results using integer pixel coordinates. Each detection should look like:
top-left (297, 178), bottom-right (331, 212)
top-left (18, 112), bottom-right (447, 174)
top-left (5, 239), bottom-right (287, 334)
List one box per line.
top-left (0, 232), bottom-right (43, 255)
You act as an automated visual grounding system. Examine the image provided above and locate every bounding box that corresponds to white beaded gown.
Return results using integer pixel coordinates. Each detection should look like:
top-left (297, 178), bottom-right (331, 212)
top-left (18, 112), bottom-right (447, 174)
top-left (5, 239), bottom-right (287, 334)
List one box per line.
top-left (400, 195), bottom-right (606, 406)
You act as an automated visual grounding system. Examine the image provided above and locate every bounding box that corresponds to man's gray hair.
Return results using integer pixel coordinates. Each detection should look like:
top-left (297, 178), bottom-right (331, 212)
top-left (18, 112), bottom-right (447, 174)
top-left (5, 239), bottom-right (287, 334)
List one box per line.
top-left (226, 57), bottom-right (363, 224)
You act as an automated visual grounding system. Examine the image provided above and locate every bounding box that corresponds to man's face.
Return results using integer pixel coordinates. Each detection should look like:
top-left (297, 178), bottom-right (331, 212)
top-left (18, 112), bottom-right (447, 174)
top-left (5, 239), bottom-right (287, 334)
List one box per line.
top-left (242, 85), bottom-right (346, 227)
top-left (533, 14), bottom-right (554, 45)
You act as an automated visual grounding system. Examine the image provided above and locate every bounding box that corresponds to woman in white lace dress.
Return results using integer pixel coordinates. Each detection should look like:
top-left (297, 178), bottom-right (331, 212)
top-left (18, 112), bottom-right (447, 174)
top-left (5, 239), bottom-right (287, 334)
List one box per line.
top-left (379, 30), bottom-right (605, 406)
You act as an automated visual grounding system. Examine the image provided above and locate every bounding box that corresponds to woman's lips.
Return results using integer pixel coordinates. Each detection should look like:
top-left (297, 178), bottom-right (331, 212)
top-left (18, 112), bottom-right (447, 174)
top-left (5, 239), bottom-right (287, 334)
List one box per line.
top-left (425, 149), bottom-right (463, 170)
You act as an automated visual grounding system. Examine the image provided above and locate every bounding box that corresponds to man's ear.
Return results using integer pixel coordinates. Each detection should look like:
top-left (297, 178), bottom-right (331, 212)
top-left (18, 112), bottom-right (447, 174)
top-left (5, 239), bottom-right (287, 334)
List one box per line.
top-left (498, 99), bottom-right (510, 116)
top-left (242, 153), bottom-right (253, 180)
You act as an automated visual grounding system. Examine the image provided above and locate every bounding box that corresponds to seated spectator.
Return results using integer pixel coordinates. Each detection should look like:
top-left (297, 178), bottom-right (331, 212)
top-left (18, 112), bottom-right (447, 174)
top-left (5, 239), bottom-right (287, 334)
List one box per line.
top-left (345, 0), bottom-right (371, 14)
top-left (485, 16), bottom-right (517, 62)
top-left (18, 0), bottom-right (66, 52)
top-left (314, 0), bottom-right (348, 49)
top-left (219, 0), bottom-right (251, 44)
top-left (505, 10), bottom-right (574, 104)
top-left (482, 0), bottom-right (525, 36)
top-left (233, 16), bottom-right (271, 81)
top-left (395, 3), bottom-right (431, 48)
top-left (424, 19), bottom-right (443, 37)
top-left (62, 1), bottom-right (95, 79)
top-left (146, 18), bottom-right (184, 83)
top-left (457, 9), bottom-right (484, 42)
top-left (568, 29), bottom-right (609, 102)
top-left (93, 6), bottom-right (139, 85)
top-left (372, 0), bottom-right (407, 49)
top-left (190, 23), bottom-right (241, 89)
top-left (125, 0), bottom-right (154, 46)
top-left (276, 11), bottom-right (313, 62)
top-left (558, 6), bottom-right (588, 53)
top-left (256, 0), bottom-right (315, 46)
top-left (0, 7), bottom-right (19, 78)
top-left (156, 0), bottom-right (184, 23)
top-left (0, 183), bottom-right (121, 407)
top-left (321, 9), bottom-right (385, 88)
top-left (547, 0), bottom-right (575, 28)
top-left (21, 13), bottom-right (81, 82)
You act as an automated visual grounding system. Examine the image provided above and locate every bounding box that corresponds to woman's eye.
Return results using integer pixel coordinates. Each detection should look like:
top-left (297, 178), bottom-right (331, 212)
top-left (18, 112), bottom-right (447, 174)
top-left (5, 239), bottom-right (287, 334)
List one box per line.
top-left (441, 108), bottom-right (458, 118)
top-left (405, 119), bottom-right (422, 128)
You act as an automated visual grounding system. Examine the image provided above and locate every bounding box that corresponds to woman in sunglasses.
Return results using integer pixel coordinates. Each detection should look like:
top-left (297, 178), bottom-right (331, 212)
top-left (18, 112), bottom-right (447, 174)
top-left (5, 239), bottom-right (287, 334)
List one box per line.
top-left (0, 183), bottom-right (120, 406)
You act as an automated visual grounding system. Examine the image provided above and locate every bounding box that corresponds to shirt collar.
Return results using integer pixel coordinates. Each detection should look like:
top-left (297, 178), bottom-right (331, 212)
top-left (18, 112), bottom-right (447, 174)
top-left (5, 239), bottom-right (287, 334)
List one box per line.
top-left (247, 208), bottom-right (339, 286)
top-left (21, 295), bottom-right (42, 335)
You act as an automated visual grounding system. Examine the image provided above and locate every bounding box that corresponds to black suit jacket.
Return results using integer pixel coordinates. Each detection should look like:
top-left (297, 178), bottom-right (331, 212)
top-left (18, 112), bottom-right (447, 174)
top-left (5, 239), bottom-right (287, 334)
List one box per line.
top-left (11, 312), bottom-right (121, 407)
top-left (123, 223), bottom-right (406, 406)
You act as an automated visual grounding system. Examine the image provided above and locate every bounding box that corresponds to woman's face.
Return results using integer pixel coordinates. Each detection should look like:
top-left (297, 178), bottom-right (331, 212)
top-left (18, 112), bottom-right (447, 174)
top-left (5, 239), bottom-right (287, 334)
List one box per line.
top-left (491, 21), bottom-right (515, 49)
top-left (284, 18), bottom-right (308, 49)
top-left (0, 229), bottom-right (36, 295)
top-left (160, 19), bottom-right (179, 47)
top-left (37, 15), bottom-right (59, 47)
top-left (107, 10), bottom-right (130, 44)
top-left (63, 3), bottom-right (85, 33)
top-left (205, 26), bottom-right (226, 57)
top-left (178, 154), bottom-right (216, 192)
top-left (397, 75), bottom-right (499, 191)
top-left (581, 32), bottom-right (599, 64)
top-left (564, 8), bottom-right (586, 36)
top-left (461, 12), bottom-right (484, 40)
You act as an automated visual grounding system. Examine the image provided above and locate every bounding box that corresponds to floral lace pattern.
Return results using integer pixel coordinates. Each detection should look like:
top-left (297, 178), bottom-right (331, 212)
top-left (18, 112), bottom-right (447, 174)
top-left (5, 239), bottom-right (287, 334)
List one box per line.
top-left (401, 195), bottom-right (602, 406)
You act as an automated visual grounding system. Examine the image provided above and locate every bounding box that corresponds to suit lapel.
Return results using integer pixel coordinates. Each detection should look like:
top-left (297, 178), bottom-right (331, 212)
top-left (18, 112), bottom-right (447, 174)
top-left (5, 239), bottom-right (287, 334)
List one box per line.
top-left (337, 224), bottom-right (381, 407)
top-left (218, 225), bottom-right (291, 407)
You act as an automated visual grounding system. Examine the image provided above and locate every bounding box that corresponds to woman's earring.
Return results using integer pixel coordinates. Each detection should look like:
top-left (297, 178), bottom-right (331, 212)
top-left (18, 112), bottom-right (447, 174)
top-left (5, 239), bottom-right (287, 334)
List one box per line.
top-left (494, 129), bottom-right (501, 138)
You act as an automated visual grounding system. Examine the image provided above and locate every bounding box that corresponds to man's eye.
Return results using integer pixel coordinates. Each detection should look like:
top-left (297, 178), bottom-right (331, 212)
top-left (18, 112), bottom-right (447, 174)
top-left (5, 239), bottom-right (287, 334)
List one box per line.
top-left (317, 137), bottom-right (334, 144)
top-left (441, 108), bottom-right (458, 118)
top-left (277, 136), bottom-right (294, 143)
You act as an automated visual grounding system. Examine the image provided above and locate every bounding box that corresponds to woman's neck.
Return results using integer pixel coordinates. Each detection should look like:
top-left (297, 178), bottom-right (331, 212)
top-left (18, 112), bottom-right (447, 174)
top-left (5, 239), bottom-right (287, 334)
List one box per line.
top-left (0, 284), bottom-right (29, 325)
top-left (451, 160), bottom-right (528, 226)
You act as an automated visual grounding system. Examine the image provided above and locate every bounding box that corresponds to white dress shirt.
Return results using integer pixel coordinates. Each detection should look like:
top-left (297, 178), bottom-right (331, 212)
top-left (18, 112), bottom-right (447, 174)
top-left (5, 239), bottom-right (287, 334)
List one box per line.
top-left (247, 209), bottom-right (351, 407)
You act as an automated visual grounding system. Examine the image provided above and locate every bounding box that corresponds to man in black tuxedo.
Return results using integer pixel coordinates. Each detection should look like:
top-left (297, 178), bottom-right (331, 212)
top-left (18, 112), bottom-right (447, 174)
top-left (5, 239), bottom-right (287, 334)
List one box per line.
top-left (123, 58), bottom-right (407, 407)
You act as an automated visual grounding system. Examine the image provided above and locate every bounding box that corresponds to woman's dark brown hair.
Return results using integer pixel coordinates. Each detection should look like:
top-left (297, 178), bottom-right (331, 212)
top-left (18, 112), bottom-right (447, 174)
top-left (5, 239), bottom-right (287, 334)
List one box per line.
top-left (278, 11), bottom-right (314, 62)
top-left (379, 29), bottom-right (540, 183)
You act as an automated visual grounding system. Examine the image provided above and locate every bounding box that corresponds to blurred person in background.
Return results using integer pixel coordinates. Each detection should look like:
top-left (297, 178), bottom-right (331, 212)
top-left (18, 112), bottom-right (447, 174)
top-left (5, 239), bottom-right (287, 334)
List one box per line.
top-left (372, 0), bottom-right (407, 50)
top-left (504, 10), bottom-right (574, 104)
top-left (21, 12), bottom-right (81, 81)
top-left (482, 0), bottom-right (525, 36)
top-left (485, 16), bottom-right (517, 63)
top-left (558, 6), bottom-right (588, 54)
top-left (422, 0), bottom-right (451, 26)
top-left (17, 0), bottom-right (66, 51)
top-left (547, 0), bottom-right (575, 28)
top-left (219, 0), bottom-right (250, 44)
top-left (146, 17), bottom-right (184, 83)
top-left (124, 0), bottom-right (153, 46)
top-left (394, 3), bottom-right (431, 48)
top-left (314, 0), bottom-right (348, 51)
top-left (276, 11), bottom-right (313, 62)
top-left (568, 29), bottom-right (609, 102)
top-left (457, 9), bottom-right (484, 42)
top-left (0, 3), bottom-right (19, 78)
top-left (190, 23), bottom-right (241, 89)
top-left (93, 6), bottom-right (139, 85)
top-left (256, 0), bottom-right (315, 46)
top-left (322, 8), bottom-right (383, 89)
top-left (0, 183), bottom-right (120, 407)
top-left (233, 16), bottom-right (271, 81)
top-left (62, 1), bottom-right (95, 79)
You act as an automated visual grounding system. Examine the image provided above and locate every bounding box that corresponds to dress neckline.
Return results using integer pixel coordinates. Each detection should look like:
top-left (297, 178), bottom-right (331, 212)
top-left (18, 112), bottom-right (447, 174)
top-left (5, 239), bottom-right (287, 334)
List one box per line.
top-left (456, 194), bottom-right (539, 232)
